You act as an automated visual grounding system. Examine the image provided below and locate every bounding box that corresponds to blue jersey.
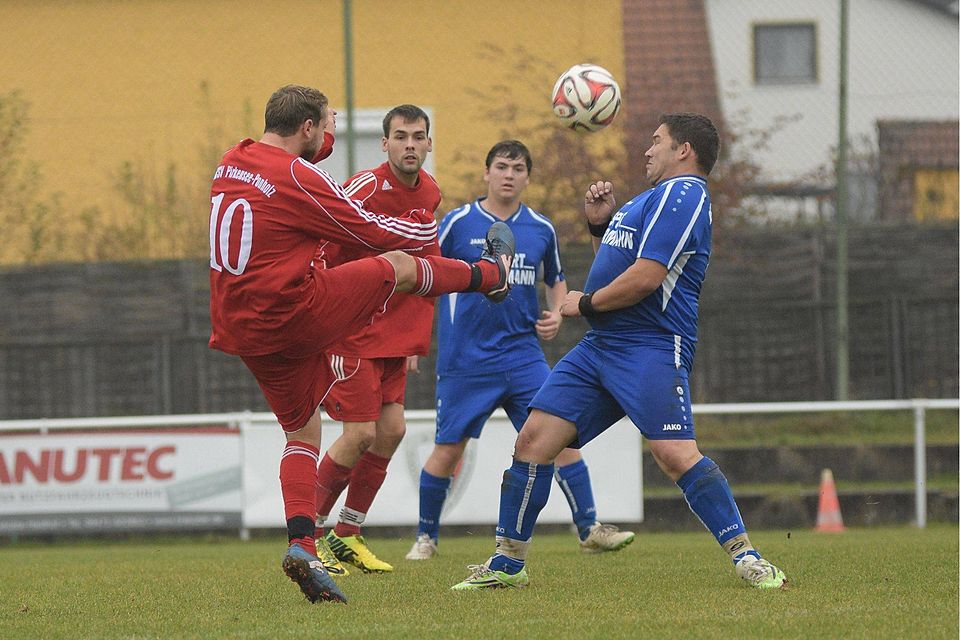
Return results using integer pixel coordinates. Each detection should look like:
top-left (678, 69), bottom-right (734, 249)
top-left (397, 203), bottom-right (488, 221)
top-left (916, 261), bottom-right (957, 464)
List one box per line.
top-left (584, 175), bottom-right (711, 364)
top-left (436, 199), bottom-right (564, 375)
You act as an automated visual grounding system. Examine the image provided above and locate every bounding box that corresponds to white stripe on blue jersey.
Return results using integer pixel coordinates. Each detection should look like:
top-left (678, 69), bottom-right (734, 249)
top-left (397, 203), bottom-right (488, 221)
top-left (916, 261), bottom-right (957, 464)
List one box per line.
top-left (438, 205), bottom-right (471, 246)
top-left (636, 182), bottom-right (674, 258)
top-left (667, 189), bottom-right (707, 268)
top-left (661, 252), bottom-right (694, 311)
top-left (526, 208), bottom-right (564, 283)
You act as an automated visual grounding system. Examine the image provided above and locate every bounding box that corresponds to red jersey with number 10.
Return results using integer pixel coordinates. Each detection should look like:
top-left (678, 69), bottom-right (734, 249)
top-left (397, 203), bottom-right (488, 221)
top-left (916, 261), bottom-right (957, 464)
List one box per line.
top-left (208, 140), bottom-right (438, 357)
top-left (318, 162), bottom-right (442, 357)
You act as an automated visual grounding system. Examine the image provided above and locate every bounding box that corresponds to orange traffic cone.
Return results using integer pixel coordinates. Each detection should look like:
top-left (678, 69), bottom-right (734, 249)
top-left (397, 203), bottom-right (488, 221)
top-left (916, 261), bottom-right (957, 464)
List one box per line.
top-left (815, 468), bottom-right (845, 532)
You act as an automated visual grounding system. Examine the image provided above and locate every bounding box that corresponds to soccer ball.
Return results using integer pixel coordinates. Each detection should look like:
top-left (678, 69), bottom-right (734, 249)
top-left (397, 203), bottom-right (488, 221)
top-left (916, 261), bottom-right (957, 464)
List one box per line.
top-left (551, 64), bottom-right (622, 132)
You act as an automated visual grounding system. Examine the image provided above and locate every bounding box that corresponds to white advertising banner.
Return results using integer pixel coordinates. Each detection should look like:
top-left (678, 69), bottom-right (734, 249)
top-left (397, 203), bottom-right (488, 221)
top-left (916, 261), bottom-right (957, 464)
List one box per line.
top-left (242, 413), bottom-right (643, 529)
top-left (0, 428), bottom-right (242, 534)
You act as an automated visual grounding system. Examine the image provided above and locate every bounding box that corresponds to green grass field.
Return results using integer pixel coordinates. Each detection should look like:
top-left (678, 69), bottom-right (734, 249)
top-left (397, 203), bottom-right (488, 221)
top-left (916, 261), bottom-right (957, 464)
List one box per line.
top-left (2, 525), bottom-right (957, 639)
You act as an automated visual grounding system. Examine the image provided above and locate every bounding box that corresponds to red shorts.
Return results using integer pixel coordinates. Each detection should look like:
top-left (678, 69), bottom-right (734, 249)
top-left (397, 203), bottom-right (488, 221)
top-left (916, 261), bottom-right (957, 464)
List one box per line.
top-left (323, 356), bottom-right (408, 422)
top-left (241, 257), bottom-right (397, 432)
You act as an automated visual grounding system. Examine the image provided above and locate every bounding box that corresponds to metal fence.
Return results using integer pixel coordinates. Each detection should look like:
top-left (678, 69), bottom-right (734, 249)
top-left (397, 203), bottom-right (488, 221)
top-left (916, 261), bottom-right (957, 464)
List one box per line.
top-left (2, 398), bottom-right (955, 532)
top-left (0, 224), bottom-right (956, 419)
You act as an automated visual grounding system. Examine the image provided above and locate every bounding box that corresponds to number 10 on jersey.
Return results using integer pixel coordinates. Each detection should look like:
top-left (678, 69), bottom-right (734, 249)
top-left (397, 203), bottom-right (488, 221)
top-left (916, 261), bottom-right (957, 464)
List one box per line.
top-left (210, 193), bottom-right (253, 275)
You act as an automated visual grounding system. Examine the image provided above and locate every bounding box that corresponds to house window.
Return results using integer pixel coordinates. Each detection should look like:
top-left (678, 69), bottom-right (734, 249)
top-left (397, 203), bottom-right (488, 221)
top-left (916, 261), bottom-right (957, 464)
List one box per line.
top-left (754, 23), bottom-right (817, 85)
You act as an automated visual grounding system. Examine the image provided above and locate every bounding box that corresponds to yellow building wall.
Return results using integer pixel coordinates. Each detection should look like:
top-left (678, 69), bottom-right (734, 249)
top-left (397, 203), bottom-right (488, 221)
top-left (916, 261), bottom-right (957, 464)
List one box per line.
top-left (0, 0), bottom-right (624, 263)
top-left (913, 169), bottom-right (960, 221)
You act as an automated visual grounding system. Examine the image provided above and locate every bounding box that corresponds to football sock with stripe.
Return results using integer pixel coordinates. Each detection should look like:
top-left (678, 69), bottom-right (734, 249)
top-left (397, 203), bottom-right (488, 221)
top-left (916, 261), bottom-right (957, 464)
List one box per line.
top-left (417, 469), bottom-right (451, 541)
top-left (555, 459), bottom-right (598, 540)
top-left (280, 440), bottom-right (320, 556)
top-left (314, 454), bottom-right (352, 538)
top-left (488, 459), bottom-right (554, 574)
top-left (334, 451), bottom-right (390, 537)
top-left (412, 255), bottom-right (501, 296)
top-left (412, 256), bottom-right (468, 296)
top-left (676, 456), bottom-right (752, 562)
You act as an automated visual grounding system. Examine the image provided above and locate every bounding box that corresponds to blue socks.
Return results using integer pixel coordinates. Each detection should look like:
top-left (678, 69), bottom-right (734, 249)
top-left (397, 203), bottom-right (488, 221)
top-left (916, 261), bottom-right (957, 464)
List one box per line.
top-left (489, 459), bottom-right (554, 573)
top-left (676, 456), bottom-right (747, 547)
top-left (555, 459), bottom-right (597, 540)
top-left (417, 469), bottom-right (451, 541)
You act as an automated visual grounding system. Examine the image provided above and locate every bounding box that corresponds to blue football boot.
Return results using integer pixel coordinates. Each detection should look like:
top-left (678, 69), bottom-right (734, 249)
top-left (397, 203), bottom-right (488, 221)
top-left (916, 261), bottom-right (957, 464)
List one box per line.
top-left (282, 542), bottom-right (348, 603)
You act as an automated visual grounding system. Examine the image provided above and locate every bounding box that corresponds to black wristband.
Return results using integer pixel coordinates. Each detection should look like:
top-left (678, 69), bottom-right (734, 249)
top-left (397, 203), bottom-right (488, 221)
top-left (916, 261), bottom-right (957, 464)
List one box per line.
top-left (587, 219), bottom-right (610, 238)
top-left (578, 291), bottom-right (599, 317)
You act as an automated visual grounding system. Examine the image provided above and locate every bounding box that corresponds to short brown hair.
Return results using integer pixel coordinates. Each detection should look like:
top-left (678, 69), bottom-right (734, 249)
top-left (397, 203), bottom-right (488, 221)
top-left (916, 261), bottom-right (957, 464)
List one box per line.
top-left (382, 104), bottom-right (430, 137)
top-left (659, 113), bottom-right (720, 174)
top-left (485, 140), bottom-right (532, 174)
top-left (264, 85), bottom-right (328, 136)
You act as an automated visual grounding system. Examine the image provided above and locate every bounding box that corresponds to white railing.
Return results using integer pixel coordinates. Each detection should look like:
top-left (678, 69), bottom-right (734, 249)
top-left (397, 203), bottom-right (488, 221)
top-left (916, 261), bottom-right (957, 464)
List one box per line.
top-left (693, 399), bottom-right (960, 526)
top-left (1, 399), bottom-right (957, 530)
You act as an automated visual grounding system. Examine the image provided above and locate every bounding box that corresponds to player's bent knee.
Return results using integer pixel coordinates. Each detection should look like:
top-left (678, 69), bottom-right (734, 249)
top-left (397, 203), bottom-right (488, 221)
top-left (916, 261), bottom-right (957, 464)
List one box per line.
top-left (426, 442), bottom-right (466, 477)
top-left (555, 447), bottom-right (583, 467)
top-left (377, 420), bottom-right (406, 442)
top-left (648, 439), bottom-right (703, 480)
top-left (343, 422), bottom-right (377, 451)
top-left (380, 251), bottom-right (416, 291)
top-left (514, 411), bottom-right (577, 464)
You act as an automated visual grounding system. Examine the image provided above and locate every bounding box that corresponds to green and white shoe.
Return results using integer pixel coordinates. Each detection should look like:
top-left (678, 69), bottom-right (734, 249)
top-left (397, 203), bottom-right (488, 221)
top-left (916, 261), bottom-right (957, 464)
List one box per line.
top-left (451, 559), bottom-right (529, 590)
top-left (735, 555), bottom-right (787, 590)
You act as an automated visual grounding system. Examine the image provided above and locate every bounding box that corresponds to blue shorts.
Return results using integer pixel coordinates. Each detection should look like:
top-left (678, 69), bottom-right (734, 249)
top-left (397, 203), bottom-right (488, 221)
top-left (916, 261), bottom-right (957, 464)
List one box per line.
top-left (435, 360), bottom-right (550, 444)
top-left (529, 335), bottom-right (695, 447)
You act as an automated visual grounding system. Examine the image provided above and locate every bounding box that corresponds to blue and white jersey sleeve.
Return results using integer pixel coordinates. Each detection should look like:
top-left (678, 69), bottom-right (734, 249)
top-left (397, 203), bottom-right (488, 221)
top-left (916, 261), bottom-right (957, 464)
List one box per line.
top-left (532, 208), bottom-right (564, 288)
top-left (438, 204), bottom-right (471, 255)
top-left (636, 177), bottom-right (710, 270)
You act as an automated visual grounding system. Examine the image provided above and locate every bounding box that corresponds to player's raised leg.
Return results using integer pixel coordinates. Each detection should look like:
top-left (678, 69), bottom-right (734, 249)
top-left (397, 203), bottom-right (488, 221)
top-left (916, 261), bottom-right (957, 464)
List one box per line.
top-left (650, 439), bottom-right (787, 589)
top-left (553, 448), bottom-right (635, 553)
top-left (451, 410), bottom-right (577, 590)
top-left (385, 221), bottom-right (515, 302)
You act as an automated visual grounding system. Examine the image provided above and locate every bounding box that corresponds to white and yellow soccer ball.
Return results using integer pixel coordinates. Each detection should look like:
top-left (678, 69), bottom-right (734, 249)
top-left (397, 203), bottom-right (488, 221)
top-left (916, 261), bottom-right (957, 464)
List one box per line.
top-left (551, 63), bottom-right (622, 132)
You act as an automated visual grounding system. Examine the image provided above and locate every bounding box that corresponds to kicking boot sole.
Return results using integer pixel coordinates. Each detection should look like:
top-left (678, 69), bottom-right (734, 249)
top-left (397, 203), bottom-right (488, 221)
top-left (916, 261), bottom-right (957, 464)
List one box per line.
top-left (282, 556), bottom-right (347, 603)
top-left (482, 222), bottom-right (515, 303)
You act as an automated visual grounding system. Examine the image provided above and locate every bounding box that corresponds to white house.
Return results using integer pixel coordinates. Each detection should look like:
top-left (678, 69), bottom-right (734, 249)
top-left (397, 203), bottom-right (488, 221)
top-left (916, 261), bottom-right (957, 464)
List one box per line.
top-left (705, 0), bottom-right (958, 186)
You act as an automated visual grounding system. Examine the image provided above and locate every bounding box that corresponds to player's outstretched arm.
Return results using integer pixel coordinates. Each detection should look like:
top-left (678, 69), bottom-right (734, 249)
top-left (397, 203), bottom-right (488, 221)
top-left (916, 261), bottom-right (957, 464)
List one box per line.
top-left (291, 159), bottom-right (437, 253)
top-left (559, 258), bottom-right (667, 318)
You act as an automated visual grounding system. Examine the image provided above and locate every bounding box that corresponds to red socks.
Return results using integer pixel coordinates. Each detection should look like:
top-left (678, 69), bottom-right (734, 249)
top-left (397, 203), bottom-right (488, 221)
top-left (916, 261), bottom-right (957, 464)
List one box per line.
top-left (314, 454), bottom-right (353, 538)
top-left (334, 451), bottom-right (390, 538)
top-left (412, 256), bottom-right (470, 296)
top-left (280, 440), bottom-right (320, 556)
top-left (411, 255), bottom-right (501, 296)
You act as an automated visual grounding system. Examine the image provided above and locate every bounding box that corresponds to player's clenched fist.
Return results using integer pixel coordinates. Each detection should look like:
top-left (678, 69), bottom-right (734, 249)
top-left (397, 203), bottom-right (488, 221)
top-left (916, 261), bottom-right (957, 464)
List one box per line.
top-left (535, 309), bottom-right (562, 340)
top-left (584, 180), bottom-right (616, 224)
top-left (559, 290), bottom-right (586, 318)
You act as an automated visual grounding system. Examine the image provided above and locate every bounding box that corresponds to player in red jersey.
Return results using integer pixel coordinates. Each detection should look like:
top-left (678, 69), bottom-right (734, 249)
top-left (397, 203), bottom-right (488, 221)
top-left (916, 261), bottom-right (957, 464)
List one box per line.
top-left (208, 85), bottom-right (515, 604)
top-left (311, 105), bottom-right (440, 575)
